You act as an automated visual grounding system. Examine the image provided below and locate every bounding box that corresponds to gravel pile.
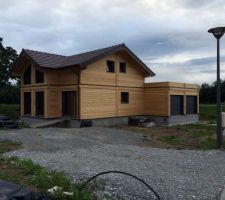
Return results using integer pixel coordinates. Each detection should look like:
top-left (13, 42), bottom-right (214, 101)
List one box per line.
top-left (0, 127), bottom-right (225, 199)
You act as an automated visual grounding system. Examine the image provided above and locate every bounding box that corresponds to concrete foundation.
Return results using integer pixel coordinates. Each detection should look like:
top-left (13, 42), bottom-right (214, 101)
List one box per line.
top-left (21, 114), bottom-right (199, 128)
top-left (21, 116), bottom-right (58, 126)
top-left (149, 114), bottom-right (199, 126)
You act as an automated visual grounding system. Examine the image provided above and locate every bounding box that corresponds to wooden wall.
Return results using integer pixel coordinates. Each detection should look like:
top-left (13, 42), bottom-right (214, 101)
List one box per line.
top-left (19, 53), bottom-right (199, 120)
top-left (144, 88), bottom-right (169, 116)
top-left (79, 51), bottom-right (146, 119)
top-left (20, 64), bottom-right (78, 118)
top-left (45, 69), bottom-right (78, 85)
top-left (80, 85), bottom-right (144, 119)
top-left (144, 82), bottom-right (199, 116)
top-left (47, 85), bottom-right (78, 118)
top-left (80, 86), bottom-right (117, 119)
top-left (80, 52), bottom-right (145, 87)
top-left (20, 86), bottom-right (48, 117)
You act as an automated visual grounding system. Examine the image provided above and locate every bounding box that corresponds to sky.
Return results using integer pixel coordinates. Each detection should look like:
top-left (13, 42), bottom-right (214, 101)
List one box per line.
top-left (1, 0), bottom-right (225, 84)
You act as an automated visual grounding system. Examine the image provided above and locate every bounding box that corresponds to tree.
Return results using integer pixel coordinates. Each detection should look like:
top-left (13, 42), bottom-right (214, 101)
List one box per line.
top-left (199, 80), bottom-right (225, 104)
top-left (0, 38), bottom-right (19, 104)
top-left (0, 38), bottom-right (18, 86)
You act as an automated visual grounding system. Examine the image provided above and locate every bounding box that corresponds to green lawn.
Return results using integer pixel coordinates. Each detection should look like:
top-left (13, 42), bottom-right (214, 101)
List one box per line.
top-left (0, 104), bottom-right (20, 119)
top-left (199, 104), bottom-right (225, 121)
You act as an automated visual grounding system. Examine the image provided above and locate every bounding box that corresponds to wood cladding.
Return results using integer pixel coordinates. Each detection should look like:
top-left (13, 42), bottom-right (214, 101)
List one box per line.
top-left (144, 82), bottom-right (199, 116)
top-left (80, 53), bottom-right (145, 87)
top-left (79, 85), bottom-right (144, 119)
top-left (19, 52), bottom-right (199, 120)
top-left (144, 89), bottom-right (169, 116)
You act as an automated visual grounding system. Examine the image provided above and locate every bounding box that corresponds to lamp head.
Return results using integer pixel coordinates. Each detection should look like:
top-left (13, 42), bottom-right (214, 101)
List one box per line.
top-left (208, 27), bottom-right (225, 39)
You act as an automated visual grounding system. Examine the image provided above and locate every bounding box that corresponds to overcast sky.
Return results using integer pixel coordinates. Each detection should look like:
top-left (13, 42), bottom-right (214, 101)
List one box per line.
top-left (1, 0), bottom-right (225, 84)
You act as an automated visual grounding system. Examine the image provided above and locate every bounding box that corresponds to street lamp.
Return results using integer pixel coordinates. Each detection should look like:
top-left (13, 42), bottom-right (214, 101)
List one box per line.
top-left (208, 27), bottom-right (225, 148)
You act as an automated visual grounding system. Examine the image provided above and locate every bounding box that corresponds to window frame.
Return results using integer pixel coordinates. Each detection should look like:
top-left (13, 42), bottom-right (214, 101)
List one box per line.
top-left (106, 60), bottom-right (115, 73)
top-left (121, 92), bottom-right (129, 104)
top-left (35, 69), bottom-right (44, 84)
top-left (23, 66), bottom-right (31, 85)
top-left (119, 62), bottom-right (126, 73)
top-left (24, 92), bottom-right (31, 115)
top-left (35, 91), bottom-right (45, 117)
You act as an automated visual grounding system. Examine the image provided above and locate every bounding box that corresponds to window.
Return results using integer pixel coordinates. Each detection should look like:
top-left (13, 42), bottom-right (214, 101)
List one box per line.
top-left (24, 92), bottom-right (31, 115)
top-left (36, 69), bottom-right (44, 83)
top-left (106, 60), bottom-right (115, 73)
top-left (62, 91), bottom-right (77, 117)
top-left (170, 95), bottom-right (183, 116)
top-left (186, 96), bottom-right (197, 114)
top-left (23, 66), bottom-right (31, 84)
top-left (36, 92), bottom-right (44, 116)
top-left (121, 92), bottom-right (129, 104)
top-left (120, 62), bottom-right (126, 73)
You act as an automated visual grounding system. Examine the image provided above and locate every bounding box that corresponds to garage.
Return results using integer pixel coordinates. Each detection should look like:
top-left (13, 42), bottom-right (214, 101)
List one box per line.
top-left (186, 96), bottom-right (197, 114)
top-left (170, 95), bottom-right (184, 116)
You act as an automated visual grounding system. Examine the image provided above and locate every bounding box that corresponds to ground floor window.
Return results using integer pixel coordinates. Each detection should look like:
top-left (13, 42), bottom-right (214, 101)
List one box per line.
top-left (186, 96), bottom-right (197, 114)
top-left (62, 91), bottom-right (77, 117)
top-left (36, 91), bottom-right (44, 116)
top-left (121, 92), bottom-right (129, 104)
top-left (170, 95), bottom-right (183, 116)
top-left (24, 92), bottom-right (31, 115)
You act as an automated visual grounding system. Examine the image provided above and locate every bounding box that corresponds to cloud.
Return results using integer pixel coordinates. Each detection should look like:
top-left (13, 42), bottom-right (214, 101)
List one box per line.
top-left (0, 0), bottom-right (225, 84)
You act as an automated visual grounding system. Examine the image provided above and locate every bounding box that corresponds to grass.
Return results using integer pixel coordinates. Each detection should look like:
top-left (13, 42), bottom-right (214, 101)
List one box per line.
top-left (159, 135), bottom-right (181, 145)
top-left (0, 140), bottom-right (97, 200)
top-left (0, 139), bottom-right (21, 154)
top-left (199, 104), bottom-right (225, 121)
top-left (0, 104), bottom-right (20, 119)
top-left (116, 123), bottom-right (225, 150)
top-left (172, 123), bottom-right (225, 149)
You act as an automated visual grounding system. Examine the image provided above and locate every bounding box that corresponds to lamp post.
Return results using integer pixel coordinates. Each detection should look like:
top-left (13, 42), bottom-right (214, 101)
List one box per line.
top-left (208, 27), bottom-right (225, 148)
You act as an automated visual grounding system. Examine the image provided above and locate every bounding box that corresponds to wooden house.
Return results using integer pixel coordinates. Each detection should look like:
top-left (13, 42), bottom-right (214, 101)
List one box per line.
top-left (12, 43), bottom-right (199, 126)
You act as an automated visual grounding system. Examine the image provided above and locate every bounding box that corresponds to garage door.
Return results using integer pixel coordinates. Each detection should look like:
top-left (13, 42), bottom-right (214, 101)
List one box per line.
top-left (170, 95), bottom-right (184, 116)
top-left (186, 96), bottom-right (197, 114)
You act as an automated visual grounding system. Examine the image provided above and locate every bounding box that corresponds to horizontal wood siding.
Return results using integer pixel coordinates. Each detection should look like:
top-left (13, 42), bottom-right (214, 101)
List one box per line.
top-left (144, 82), bottom-right (199, 117)
top-left (21, 87), bottom-right (47, 117)
top-left (116, 52), bottom-right (145, 87)
top-left (19, 53), bottom-right (199, 120)
top-left (80, 86), bottom-right (117, 119)
top-left (46, 85), bottom-right (78, 118)
top-left (117, 88), bottom-right (144, 116)
top-left (144, 88), bottom-right (169, 116)
top-left (47, 89), bottom-right (61, 118)
top-left (80, 55), bottom-right (117, 86)
top-left (80, 52), bottom-right (145, 87)
top-left (21, 85), bottom-right (78, 118)
top-left (45, 69), bottom-right (78, 86)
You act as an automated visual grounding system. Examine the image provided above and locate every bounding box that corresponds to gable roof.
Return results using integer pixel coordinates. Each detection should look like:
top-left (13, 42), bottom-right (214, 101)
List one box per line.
top-left (12, 43), bottom-right (155, 76)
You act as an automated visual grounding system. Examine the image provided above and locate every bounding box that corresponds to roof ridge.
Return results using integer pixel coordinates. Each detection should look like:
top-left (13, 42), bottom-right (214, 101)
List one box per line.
top-left (68, 43), bottom-right (125, 58)
top-left (23, 48), bottom-right (66, 57)
top-left (13, 43), bottom-right (154, 77)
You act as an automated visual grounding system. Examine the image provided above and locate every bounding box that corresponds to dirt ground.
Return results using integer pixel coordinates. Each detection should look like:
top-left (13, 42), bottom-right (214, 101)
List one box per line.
top-left (114, 123), bottom-right (217, 150)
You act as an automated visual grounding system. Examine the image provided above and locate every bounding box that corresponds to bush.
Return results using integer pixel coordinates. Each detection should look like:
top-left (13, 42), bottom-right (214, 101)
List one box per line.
top-left (0, 104), bottom-right (19, 119)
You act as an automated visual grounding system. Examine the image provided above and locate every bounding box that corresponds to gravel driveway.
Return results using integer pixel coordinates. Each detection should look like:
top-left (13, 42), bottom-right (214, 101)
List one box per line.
top-left (0, 127), bottom-right (225, 200)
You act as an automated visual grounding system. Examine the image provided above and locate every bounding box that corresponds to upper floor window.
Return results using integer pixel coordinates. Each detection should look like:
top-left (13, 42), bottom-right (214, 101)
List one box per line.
top-left (36, 69), bottom-right (44, 83)
top-left (106, 60), bottom-right (115, 73)
top-left (120, 62), bottom-right (126, 73)
top-left (121, 92), bottom-right (129, 104)
top-left (23, 66), bottom-right (31, 85)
